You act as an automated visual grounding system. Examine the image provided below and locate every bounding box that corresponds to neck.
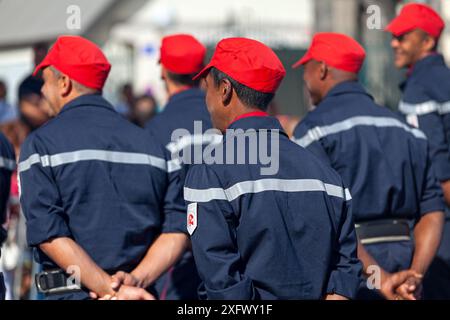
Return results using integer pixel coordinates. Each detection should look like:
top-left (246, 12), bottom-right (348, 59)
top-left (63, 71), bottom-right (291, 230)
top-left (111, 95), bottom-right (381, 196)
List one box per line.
top-left (321, 76), bottom-right (357, 100)
top-left (411, 51), bottom-right (435, 67)
top-left (166, 81), bottom-right (192, 98)
top-left (57, 91), bottom-right (95, 114)
top-left (224, 106), bottom-right (267, 131)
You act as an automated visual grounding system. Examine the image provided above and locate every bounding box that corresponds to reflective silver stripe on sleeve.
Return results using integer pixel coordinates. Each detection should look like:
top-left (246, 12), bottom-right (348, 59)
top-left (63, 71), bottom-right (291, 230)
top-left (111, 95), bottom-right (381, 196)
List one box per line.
top-left (167, 158), bottom-right (182, 173)
top-left (18, 150), bottom-right (168, 173)
top-left (184, 187), bottom-right (227, 203)
top-left (399, 100), bottom-right (450, 115)
top-left (399, 100), bottom-right (440, 116)
top-left (0, 156), bottom-right (16, 171)
top-left (184, 178), bottom-right (350, 203)
top-left (294, 116), bottom-right (426, 148)
top-left (166, 133), bottom-right (223, 154)
top-left (165, 133), bottom-right (223, 173)
top-left (440, 101), bottom-right (450, 114)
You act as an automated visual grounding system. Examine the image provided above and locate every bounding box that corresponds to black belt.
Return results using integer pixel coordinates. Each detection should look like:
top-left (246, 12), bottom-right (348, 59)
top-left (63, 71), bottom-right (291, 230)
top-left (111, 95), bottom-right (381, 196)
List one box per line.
top-left (355, 219), bottom-right (411, 245)
top-left (35, 269), bottom-right (83, 295)
top-left (36, 268), bottom-right (159, 298)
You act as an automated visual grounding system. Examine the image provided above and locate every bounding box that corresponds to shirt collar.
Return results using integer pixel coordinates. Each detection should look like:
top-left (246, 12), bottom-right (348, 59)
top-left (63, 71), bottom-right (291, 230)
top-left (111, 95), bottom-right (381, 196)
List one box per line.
top-left (227, 111), bottom-right (287, 137)
top-left (322, 80), bottom-right (373, 101)
top-left (228, 111), bottom-right (269, 128)
top-left (400, 53), bottom-right (446, 91)
top-left (59, 94), bottom-right (115, 115)
top-left (166, 88), bottom-right (205, 107)
top-left (408, 53), bottom-right (446, 77)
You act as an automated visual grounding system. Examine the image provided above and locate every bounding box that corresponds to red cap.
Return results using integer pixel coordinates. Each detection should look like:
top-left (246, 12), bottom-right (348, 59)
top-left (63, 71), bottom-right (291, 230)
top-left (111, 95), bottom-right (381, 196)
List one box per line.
top-left (193, 38), bottom-right (286, 94)
top-left (33, 36), bottom-right (111, 91)
top-left (292, 33), bottom-right (366, 73)
top-left (386, 3), bottom-right (445, 39)
top-left (160, 34), bottom-right (206, 74)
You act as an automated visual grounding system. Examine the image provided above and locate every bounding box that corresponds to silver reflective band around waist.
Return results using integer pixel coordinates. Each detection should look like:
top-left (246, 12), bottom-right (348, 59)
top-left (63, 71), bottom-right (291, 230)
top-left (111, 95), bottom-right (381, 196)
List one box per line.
top-left (0, 156), bottom-right (16, 171)
top-left (359, 235), bottom-right (411, 245)
top-left (184, 178), bottom-right (352, 203)
top-left (294, 116), bottom-right (426, 148)
top-left (399, 100), bottom-right (450, 116)
top-left (18, 149), bottom-right (169, 173)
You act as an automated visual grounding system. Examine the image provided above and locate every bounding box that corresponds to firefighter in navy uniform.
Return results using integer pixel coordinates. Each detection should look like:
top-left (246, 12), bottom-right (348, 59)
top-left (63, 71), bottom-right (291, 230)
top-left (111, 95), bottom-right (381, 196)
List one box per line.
top-left (292, 33), bottom-right (445, 300)
top-left (146, 34), bottom-right (213, 300)
top-left (385, 3), bottom-right (450, 300)
top-left (184, 37), bottom-right (362, 300)
top-left (0, 133), bottom-right (15, 300)
top-left (19, 36), bottom-right (189, 300)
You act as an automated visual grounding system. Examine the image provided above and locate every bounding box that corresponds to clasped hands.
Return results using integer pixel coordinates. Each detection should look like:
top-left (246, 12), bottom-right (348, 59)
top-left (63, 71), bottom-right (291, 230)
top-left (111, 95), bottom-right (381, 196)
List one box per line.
top-left (90, 271), bottom-right (155, 301)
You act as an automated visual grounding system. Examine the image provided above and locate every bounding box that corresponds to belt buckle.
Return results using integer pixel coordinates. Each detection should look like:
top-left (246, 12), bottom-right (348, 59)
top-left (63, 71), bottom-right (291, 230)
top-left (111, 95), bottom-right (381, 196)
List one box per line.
top-left (35, 269), bottom-right (81, 295)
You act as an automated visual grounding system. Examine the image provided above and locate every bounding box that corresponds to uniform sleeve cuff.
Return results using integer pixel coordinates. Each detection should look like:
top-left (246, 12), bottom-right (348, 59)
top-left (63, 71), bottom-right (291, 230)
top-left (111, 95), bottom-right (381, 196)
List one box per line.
top-left (162, 210), bottom-right (189, 234)
top-left (205, 276), bottom-right (256, 300)
top-left (434, 161), bottom-right (450, 182)
top-left (26, 213), bottom-right (72, 246)
top-left (420, 197), bottom-right (445, 216)
top-left (326, 270), bottom-right (361, 299)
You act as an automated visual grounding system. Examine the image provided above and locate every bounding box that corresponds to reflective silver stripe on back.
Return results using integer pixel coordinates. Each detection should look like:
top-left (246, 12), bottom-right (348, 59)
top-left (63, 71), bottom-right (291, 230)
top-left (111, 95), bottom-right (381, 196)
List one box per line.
top-left (18, 150), bottom-right (168, 173)
top-left (294, 116), bottom-right (426, 148)
top-left (184, 178), bottom-right (351, 203)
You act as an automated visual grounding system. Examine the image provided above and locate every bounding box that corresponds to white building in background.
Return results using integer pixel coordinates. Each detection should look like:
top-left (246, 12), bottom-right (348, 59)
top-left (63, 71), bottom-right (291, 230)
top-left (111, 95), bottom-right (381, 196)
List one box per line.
top-left (106, 0), bottom-right (313, 106)
top-left (440, 0), bottom-right (450, 65)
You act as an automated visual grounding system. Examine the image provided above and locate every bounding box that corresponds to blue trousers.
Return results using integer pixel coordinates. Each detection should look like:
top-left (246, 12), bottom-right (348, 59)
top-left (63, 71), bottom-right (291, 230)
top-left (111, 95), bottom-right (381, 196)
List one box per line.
top-left (357, 240), bottom-right (414, 300)
top-left (0, 272), bottom-right (5, 300)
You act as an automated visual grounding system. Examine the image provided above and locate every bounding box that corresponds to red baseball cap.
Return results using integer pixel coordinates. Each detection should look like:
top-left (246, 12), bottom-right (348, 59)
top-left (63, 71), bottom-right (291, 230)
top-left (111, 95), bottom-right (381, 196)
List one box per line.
top-left (292, 33), bottom-right (366, 73)
top-left (33, 36), bottom-right (111, 91)
top-left (193, 38), bottom-right (286, 94)
top-left (385, 3), bottom-right (445, 39)
top-left (160, 34), bottom-right (206, 74)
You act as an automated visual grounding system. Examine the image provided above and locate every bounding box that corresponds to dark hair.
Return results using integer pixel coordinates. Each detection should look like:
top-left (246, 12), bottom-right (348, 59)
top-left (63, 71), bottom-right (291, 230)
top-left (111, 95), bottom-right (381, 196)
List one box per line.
top-left (166, 71), bottom-right (200, 87)
top-left (209, 67), bottom-right (274, 111)
top-left (18, 75), bottom-right (43, 101)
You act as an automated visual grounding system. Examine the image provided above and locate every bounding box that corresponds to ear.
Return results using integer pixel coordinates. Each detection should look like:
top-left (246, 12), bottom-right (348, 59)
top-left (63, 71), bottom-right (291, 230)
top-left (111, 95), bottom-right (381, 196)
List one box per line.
top-left (59, 74), bottom-right (72, 97)
top-left (220, 78), bottom-right (233, 106)
top-left (319, 61), bottom-right (328, 81)
top-left (161, 67), bottom-right (168, 81)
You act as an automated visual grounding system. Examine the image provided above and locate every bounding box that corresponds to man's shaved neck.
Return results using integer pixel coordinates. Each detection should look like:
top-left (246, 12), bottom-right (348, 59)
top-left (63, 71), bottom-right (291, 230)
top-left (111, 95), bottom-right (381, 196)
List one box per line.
top-left (322, 67), bottom-right (358, 98)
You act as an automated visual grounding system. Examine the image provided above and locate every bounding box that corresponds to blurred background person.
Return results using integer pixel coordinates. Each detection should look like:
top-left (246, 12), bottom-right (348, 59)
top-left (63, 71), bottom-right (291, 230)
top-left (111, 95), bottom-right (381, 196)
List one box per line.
top-left (115, 83), bottom-right (136, 116)
top-left (0, 131), bottom-right (16, 300)
top-left (0, 81), bottom-right (18, 124)
top-left (129, 93), bottom-right (158, 127)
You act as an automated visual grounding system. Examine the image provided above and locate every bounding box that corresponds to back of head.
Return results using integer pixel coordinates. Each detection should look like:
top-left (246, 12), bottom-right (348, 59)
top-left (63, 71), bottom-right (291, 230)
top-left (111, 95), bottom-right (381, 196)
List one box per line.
top-left (293, 32), bottom-right (366, 74)
top-left (195, 37), bottom-right (286, 110)
top-left (160, 34), bottom-right (206, 88)
top-left (292, 33), bottom-right (366, 105)
top-left (34, 35), bottom-right (111, 93)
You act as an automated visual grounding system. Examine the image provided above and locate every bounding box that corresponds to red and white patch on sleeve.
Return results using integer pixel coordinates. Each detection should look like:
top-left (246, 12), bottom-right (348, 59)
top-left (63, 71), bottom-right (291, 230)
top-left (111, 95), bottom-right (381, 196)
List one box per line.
top-left (187, 202), bottom-right (198, 236)
top-left (406, 114), bottom-right (419, 128)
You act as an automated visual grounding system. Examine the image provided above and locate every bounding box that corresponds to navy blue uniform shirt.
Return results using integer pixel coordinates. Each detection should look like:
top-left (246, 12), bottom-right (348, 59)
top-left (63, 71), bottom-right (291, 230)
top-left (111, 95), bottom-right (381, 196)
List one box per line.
top-left (398, 53), bottom-right (450, 299)
top-left (0, 132), bottom-right (15, 245)
top-left (146, 88), bottom-right (215, 299)
top-left (184, 115), bottom-right (362, 300)
top-left (293, 81), bottom-right (444, 223)
top-left (18, 94), bottom-right (180, 278)
top-left (399, 54), bottom-right (450, 183)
